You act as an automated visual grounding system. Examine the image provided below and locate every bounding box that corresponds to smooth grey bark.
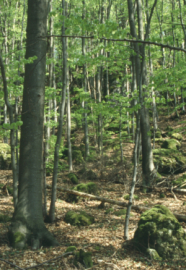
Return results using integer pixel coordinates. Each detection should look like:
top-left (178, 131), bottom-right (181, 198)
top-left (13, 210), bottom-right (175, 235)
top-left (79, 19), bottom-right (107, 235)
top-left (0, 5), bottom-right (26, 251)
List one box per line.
top-left (67, 63), bottom-right (73, 171)
top-left (124, 111), bottom-right (140, 240)
top-left (8, 0), bottom-right (58, 248)
top-left (49, 0), bottom-right (67, 223)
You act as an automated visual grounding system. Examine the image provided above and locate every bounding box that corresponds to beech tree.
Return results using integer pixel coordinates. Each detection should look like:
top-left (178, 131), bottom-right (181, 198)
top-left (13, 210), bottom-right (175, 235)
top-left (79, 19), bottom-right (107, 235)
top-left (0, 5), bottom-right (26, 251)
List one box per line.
top-left (8, 0), bottom-right (58, 248)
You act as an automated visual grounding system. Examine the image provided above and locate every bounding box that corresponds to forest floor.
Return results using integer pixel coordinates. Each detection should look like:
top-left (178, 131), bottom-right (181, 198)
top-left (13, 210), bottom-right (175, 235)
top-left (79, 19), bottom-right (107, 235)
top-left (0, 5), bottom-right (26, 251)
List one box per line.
top-left (1, 110), bottom-right (186, 270)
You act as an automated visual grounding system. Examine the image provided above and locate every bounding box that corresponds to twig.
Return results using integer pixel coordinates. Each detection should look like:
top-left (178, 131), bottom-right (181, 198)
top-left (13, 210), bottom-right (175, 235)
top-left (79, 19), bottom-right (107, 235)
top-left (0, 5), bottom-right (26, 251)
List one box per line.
top-left (171, 186), bottom-right (178, 201)
top-left (0, 258), bottom-right (25, 270)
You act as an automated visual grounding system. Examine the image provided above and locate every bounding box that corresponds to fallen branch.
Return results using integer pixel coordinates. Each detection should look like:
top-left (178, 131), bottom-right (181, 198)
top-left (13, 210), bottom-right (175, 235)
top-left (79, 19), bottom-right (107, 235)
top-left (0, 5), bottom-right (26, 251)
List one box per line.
top-left (47, 185), bottom-right (186, 222)
top-left (136, 185), bottom-right (186, 195)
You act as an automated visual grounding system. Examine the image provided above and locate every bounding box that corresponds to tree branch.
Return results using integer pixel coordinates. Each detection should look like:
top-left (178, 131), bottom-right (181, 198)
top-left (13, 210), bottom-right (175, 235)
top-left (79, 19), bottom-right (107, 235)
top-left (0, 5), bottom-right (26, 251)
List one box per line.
top-left (39, 35), bottom-right (186, 53)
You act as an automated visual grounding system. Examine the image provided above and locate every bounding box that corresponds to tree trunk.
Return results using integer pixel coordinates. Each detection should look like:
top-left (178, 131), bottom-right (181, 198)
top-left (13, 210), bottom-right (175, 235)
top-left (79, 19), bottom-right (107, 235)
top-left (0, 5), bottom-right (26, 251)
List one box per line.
top-left (49, 0), bottom-right (67, 223)
top-left (8, 0), bottom-right (58, 249)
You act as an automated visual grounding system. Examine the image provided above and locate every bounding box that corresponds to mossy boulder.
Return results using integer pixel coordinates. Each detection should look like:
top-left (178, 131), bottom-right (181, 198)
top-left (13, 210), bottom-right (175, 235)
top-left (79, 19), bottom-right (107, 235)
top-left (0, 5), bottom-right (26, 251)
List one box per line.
top-left (68, 173), bottom-right (79, 185)
top-left (123, 194), bottom-right (139, 200)
top-left (161, 139), bottom-right (181, 150)
top-left (66, 182), bottom-right (98, 203)
top-left (0, 143), bottom-right (11, 169)
top-left (64, 210), bottom-right (94, 226)
top-left (74, 249), bottom-right (93, 269)
top-left (171, 133), bottom-right (183, 141)
top-left (153, 148), bottom-right (186, 174)
top-left (114, 209), bottom-right (127, 216)
top-left (133, 205), bottom-right (186, 260)
top-left (154, 138), bottom-right (164, 145)
top-left (172, 174), bottom-right (186, 188)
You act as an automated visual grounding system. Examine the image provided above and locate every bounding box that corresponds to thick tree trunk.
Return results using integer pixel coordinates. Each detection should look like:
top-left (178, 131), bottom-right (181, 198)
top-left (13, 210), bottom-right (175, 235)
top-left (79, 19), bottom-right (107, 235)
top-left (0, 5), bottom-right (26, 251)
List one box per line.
top-left (8, 0), bottom-right (58, 249)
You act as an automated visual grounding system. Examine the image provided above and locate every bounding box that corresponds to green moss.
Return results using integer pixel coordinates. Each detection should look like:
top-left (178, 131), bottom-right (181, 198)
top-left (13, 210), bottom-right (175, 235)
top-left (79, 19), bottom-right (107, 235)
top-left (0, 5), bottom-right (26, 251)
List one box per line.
top-left (153, 148), bottom-right (186, 174)
top-left (105, 208), bottom-right (114, 214)
top-left (74, 249), bottom-right (93, 269)
top-left (66, 182), bottom-right (98, 203)
top-left (134, 205), bottom-right (186, 259)
top-left (74, 182), bottom-right (97, 194)
top-left (65, 246), bottom-right (77, 253)
top-left (159, 193), bottom-right (165, 198)
top-left (68, 173), bottom-right (79, 185)
top-left (123, 194), bottom-right (139, 200)
top-left (146, 248), bottom-right (162, 261)
top-left (161, 139), bottom-right (181, 150)
top-left (0, 214), bottom-right (11, 223)
top-left (114, 209), bottom-right (127, 216)
top-left (171, 133), bottom-right (183, 141)
top-left (14, 232), bottom-right (25, 244)
top-left (64, 210), bottom-right (94, 226)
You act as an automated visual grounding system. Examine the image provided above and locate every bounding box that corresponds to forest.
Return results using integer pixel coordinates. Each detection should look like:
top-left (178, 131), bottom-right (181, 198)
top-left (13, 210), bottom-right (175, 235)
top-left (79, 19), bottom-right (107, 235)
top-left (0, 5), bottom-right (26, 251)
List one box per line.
top-left (1, 0), bottom-right (186, 269)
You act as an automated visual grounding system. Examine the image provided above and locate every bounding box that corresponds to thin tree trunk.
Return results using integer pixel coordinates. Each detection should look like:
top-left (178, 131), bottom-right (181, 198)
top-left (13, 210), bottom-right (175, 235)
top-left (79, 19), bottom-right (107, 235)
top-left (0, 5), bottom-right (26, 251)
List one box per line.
top-left (82, 0), bottom-right (89, 159)
top-left (124, 111), bottom-right (140, 240)
top-left (49, 0), bottom-right (67, 223)
top-left (67, 64), bottom-right (73, 171)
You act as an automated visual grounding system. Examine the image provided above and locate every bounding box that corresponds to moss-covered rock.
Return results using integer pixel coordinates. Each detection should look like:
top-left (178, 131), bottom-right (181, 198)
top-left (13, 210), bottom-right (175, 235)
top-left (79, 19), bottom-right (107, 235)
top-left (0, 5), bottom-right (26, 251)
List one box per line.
top-left (74, 182), bottom-right (97, 193)
top-left (153, 148), bottom-right (186, 174)
top-left (0, 143), bottom-right (11, 169)
top-left (74, 249), bottom-right (93, 269)
top-left (105, 208), bottom-right (114, 215)
top-left (154, 138), bottom-right (164, 144)
top-left (161, 139), bottom-right (181, 150)
top-left (64, 210), bottom-right (94, 226)
top-left (114, 209), bottom-right (127, 216)
top-left (133, 205), bottom-right (186, 260)
top-left (66, 182), bottom-right (98, 203)
top-left (123, 194), bottom-right (139, 200)
top-left (171, 133), bottom-right (183, 141)
top-left (68, 173), bottom-right (79, 185)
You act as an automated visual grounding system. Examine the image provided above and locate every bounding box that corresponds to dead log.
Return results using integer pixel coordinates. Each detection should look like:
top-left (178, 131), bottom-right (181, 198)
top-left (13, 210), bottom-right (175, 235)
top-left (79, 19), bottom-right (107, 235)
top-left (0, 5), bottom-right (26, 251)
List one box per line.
top-left (136, 185), bottom-right (186, 194)
top-left (47, 185), bottom-right (186, 222)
